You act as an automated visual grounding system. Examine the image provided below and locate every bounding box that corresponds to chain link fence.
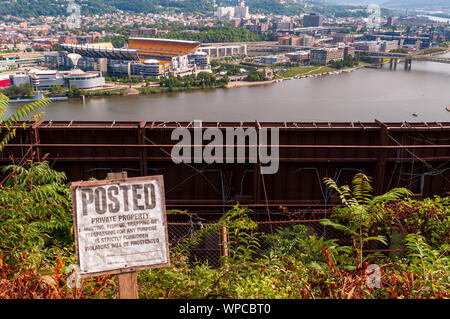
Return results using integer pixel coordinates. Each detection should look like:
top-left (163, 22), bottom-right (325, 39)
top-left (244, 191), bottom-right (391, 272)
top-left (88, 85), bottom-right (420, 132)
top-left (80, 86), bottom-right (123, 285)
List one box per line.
top-left (166, 209), bottom-right (392, 267)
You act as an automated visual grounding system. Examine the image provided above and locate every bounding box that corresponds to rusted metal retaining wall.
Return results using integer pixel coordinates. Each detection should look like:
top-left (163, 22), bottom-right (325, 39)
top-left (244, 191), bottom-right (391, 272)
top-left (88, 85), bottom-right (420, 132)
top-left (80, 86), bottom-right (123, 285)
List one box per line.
top-left (2, 120), bottom-right (450, 215)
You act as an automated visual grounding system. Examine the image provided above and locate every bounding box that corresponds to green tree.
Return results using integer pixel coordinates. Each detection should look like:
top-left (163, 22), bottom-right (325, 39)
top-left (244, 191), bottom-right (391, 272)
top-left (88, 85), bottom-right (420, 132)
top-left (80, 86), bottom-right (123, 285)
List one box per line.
top-left (245, 71), bottom-right (264, 82)
top-left (0, 161), bottom-right (73, 267)
top-left (49, 85), bottom-right (67, 96)
top-left (51, 44), bottom-right (62, 51)
top-left (0, 92), bottom-right (50, 152)
top-left (19, 83), bottom-right (35, 99)
top-left (3, 85), bottom-right (20, 98)
top-left (68, 84), bottom-right (81, 98)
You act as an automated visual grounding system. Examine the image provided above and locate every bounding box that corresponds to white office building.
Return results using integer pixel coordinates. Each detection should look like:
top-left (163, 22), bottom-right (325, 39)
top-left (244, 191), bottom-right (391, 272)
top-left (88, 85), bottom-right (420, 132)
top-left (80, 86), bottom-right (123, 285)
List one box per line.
top-left (26, 69), bottom-right (105, 90)
top-left (217, 1), bottom-right (249, 20)
top-left (234, 1), bottom-right (250, 19)
top-left (217, 7), bottom-right (235, 20)
top-left (64, 70), bottom-right (105, 89)
top-left (29, 70), bottom-right (66, 91)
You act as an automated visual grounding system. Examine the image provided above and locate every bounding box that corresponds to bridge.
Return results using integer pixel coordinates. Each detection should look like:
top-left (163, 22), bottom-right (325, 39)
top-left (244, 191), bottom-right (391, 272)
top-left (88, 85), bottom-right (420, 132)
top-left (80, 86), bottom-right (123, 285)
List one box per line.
top-left (361, 51), bottom-right (450, 69)
top-left (356, 50), bottom-right (450, 70)
top-left (366, 51), bottom-right (450, 63)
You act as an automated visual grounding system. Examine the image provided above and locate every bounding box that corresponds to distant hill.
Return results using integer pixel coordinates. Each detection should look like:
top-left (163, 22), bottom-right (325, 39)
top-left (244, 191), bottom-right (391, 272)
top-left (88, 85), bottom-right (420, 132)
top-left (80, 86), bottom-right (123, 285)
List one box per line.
top-left (327, 1), bottom-right (385, 4)
top-left (0, 0), bottom-right (214, 18)
top-left (382, 0), bottom-right (450, 9)
top-left (329, 0), bottom-right (450, 10)
top-left (0, 0), bottom-right (402, 18)
top-left (0, 0), bottom-right (307, 18)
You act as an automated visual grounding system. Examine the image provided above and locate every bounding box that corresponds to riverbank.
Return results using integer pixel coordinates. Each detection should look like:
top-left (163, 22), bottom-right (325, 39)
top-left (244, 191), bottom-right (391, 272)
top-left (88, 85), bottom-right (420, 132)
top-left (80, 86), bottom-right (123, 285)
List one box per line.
top-left (227, 79), bottom-right (276, 88)
top-left (54, 60), bottom-right (394, 101)
top-left (226, 63), bottom-right (375, 89)
top-left (64, 54), bottom-right (439, 99)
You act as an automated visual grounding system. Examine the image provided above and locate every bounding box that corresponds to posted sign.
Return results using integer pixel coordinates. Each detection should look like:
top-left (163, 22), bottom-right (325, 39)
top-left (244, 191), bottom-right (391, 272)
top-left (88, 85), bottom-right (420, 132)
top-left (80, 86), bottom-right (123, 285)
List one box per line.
top-left (71, 176), bottom-right (170, 277)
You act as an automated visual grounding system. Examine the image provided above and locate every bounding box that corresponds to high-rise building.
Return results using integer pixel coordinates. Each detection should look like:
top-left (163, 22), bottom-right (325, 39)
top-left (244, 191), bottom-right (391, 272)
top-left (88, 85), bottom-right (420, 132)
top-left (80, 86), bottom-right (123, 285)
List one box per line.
top-left (333, 34), bottom-right (356, 45)
top-left (386, 16), bottom-right (395, 27)
top-left (351, 41), bottom-right (379, 53)
top-left (310, 47), bottom-right (344, 65)
top-left (234, 1), bottom-right (249, 19)
top-left (217, 7), bottom-right (235, 20)
top-left (303, 13), bottom-right (323, 27)
top-left (274, 22), bottom-right (294, 31)
top-left (278, 35), bottom-right (315, 47)
top-left (217, 1), bottom-right (249, 20)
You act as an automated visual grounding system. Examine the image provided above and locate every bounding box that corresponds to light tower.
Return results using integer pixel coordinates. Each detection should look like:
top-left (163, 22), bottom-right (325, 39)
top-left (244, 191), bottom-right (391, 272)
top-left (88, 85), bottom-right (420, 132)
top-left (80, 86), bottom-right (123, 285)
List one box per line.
top-left (67, 53), bottom-right (82, 70)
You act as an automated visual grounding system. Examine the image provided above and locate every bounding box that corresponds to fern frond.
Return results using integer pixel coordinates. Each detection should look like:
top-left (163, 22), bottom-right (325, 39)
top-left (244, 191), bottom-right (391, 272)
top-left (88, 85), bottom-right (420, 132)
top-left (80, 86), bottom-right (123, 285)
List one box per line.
top-left (320, 219), bottom-right (359, 237)
top-left (0, 93), bottom-right (9, 121)
top-left (362, 235), bottom-right (388, 245)
top-left (370, 187), bottom-right (412, 206)
top-left (324, 178), bottom-right (353, 207)
top-left (352, 173), bottom-right (373, 205)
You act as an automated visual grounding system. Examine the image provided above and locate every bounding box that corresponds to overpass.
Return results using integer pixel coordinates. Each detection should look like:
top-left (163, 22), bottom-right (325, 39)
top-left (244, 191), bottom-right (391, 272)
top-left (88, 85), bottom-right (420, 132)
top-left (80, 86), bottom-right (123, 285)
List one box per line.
top-left (365, 51), bottom-right (450, 64)
top-left (358, 50), bottom-right (450, 69)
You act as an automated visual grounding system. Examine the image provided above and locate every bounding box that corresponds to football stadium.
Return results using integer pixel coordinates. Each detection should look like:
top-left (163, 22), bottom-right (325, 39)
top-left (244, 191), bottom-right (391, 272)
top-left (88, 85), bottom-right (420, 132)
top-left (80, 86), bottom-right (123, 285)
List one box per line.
top-left (50, 38), bottom-right (210, 78)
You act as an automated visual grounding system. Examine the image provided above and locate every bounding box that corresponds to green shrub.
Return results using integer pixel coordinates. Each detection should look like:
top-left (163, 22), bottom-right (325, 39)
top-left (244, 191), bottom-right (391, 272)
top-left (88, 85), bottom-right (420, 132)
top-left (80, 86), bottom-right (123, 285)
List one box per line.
top-left (0, 161), bottom-right (74, 268)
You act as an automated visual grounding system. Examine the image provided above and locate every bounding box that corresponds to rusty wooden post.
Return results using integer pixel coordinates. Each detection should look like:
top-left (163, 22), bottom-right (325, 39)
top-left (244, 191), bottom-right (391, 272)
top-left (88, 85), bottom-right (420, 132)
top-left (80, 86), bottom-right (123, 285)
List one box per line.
top-left (117, 271), bottom-right (139, 299)
top-left (253, 121), bottom-right (261, 204)
top-left (106, 171), bottom-right (139, 299)
top-left (32, 119), bottom-right (43, 162)
top-left (139, 121), bottom-right (148, 176)
top-left (375, 120), bottom-right (389, 195)
top-left (220, 227), bottom-right (229, 258)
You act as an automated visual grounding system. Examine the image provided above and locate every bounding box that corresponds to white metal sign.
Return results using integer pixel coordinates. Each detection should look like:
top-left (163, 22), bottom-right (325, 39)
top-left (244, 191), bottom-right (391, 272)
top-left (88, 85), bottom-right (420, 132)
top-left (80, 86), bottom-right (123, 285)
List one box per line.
top-left (71, 176), bottom-right (170, 277)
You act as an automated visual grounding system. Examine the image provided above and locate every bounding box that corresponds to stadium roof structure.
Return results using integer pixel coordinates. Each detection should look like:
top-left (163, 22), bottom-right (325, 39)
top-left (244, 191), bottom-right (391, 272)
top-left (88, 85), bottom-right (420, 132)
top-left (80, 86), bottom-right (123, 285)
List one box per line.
top-left (128, 38), bottom-right (201, 63)
top-left (61, 38), bottom-right (201, 65)
top-left (82, 43), bottom-right (115, 49)
top-left (61, 44), bottom-right (140, 62)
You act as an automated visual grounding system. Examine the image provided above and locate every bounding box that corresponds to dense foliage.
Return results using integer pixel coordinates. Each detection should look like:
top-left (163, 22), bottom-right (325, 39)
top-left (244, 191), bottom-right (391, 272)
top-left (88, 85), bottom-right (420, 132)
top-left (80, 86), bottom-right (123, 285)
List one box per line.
top-left (219, 0), bottom-right (305, 16)
top-left (328, 55), bottom-right (360, 69)
top-left (156, 27), bottom-right (268, 43)
top-left (140, 203), bottom-right (449, 299)
top-left (0, 0), bottom-right (211, 17)
top-left (95, 26), bottom-right (267, 49)
top-left (159, 72), bottom-right (229, 90)
top-left (97, 35), bottom-right (129, 49)
top-left (0, 165), bottom-right (448, 299)
top-left (245, 71), bottom-right (266, 82)
top-left (0, 161), bottom-right (73, 267)
top-left (0, 0), bottom-right (395, 18)
top-left (3, 84), bottom-right (36, 99)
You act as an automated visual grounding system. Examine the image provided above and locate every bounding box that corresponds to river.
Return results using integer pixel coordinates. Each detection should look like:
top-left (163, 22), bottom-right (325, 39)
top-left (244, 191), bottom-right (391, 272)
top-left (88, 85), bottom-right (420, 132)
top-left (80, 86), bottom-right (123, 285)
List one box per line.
top-left (13, 52), bottom-right (450, 123)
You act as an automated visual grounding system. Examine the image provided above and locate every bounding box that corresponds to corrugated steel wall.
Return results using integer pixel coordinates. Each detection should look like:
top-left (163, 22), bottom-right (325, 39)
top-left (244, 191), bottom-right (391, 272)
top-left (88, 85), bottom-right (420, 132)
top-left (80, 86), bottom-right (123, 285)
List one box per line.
top-left (2, 120), bottom-right (450, 213)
